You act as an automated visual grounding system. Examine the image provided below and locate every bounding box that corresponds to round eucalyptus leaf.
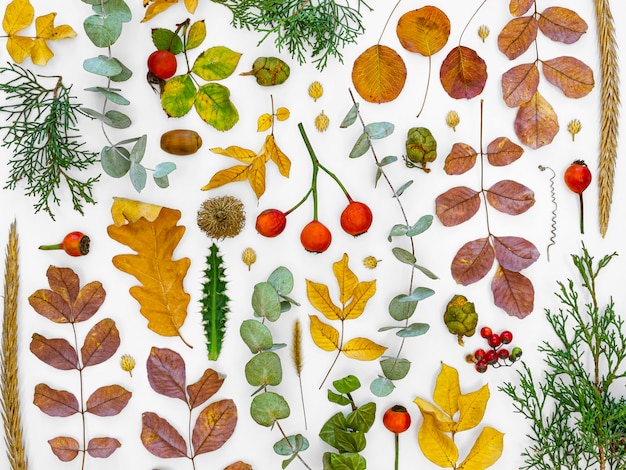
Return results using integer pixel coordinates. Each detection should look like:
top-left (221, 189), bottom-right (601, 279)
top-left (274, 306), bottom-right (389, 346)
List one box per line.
top-left (244, 351), bottom-right (282, 387)
top-left (129, 163), bottom-right (147, 192)
top-left (153, 162), bottom-right (176, 178)
top-left (370, 376), bottom-right (394, 397)
top-left (101, 146), bottom-right (130, 178)
top-left (396, 322), bottom-right (430, 337)
top-left (83, 55), bottom-right (122, 77)
top-left (380, 357), bottom-right (411, 380)
top-left (252, 282), bottom-right (282, 322)
top-left (84, 14), bottom-right (122, 47)
top-left (273, 434), bottom-right (309, 456)
top-left (240, 319), bottom-right (273, 353)
top-left (389, 294), bottom-right (417, 321)
top-left (267, 266), bottom-right (294, 296)
top-left (250, 392), bottom-right (290, 427)
top-left (84, 86), bottom-right (129, 105)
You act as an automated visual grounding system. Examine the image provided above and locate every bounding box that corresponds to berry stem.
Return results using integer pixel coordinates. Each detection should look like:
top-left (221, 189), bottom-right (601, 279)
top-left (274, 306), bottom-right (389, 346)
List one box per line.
top-left (38, 243), bottom-right (63, 251)
top-left (394, 433), bottom-right (399, 470)
top-left (579, 192), bottom-right (585, 234)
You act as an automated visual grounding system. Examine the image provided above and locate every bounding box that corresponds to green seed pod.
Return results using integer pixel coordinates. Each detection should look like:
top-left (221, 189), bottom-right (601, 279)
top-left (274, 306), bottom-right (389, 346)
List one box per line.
top-left (241, 57), bottom-right (290, 86)
top-left (443, 294), bottom-right (478, 346)
top-left (405, 127), bottom-right (437, 173)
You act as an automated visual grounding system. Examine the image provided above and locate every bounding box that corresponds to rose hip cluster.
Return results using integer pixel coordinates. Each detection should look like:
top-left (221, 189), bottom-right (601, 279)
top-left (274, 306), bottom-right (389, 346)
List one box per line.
top-left (255, 124), bottom-right (373, 253)
top-left (465, 326), bottom-right (522, 373)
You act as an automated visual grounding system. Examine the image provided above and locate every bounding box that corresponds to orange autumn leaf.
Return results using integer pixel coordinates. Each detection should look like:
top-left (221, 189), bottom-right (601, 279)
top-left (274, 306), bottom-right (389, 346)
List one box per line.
top-left (491, 264), bottom-right (534, 318)
top-left (541, 56), bottom-right (594, 98)
top-left (396, 6), bottom-right (450, 56)
top-left (514, 90), bottom-right (559, 149)
top-left (352, 44), bottom-right (407, 103)
top-left (502, 62), bottom-right (540, 107)
top-left (451, 238), bottom-right (496, 286)
top-left (537, 6), bottom-right (587, 44)
top-left (509, 0), bottom-right (534, 16)
top-left (497, 16), bottom-right (538, 60)
top-left (439, 46), bottom-right (487, 99)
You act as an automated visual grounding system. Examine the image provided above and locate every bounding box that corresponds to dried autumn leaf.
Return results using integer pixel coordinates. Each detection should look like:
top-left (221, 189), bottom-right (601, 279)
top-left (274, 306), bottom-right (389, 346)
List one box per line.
top-left (184, 0), bottom-right (198, 14)
top-left (510, 0), bottom-right (534, 16)
top-left (502, 62), bottom-right (540, 107)
top-left (86, 437), bottom-right (122, 458)
top-left (192, 399), bottom-right (237, 455)
top-left (451, 238), bottom-right (495, 286)
top-left (486, 137), bottom-right (524, 166)
top-left (85, 384), bottom-right (132, 417)
top-left (71, 280), bottom-right (106, 323)
top-left (352, 44), bottom-right (407, 103)
top-left (309, 315), bottom-right (340, 352)
top-left (6, 35), bottom-right (32, 63)
top-left (457, 426), bottom-right (504, 470)
top-left (306, 280), bottom-right (342, 320)
top-left (342, 337), bottom-right (386, 361)
top-left (491, 265), bottom-right (534, 318)
top-left (210, 146), bottom-right (257, 164)
top-left (28, 288), bottom-right (70, 323)
top-left (110, 197), bottom-right (163, 226)
top-left (81, 318), bottom-right (120, 367)
top-left (147, 346), bottom-right (187, 402)
top-left (141, 0), bottom-right (179, 22)
top-left (440, 46), bottom-right (487, 99)
top-left (443, 143), bottom-right (478, 175)
top-left (264, 134), bottom-right (291, 177)
top-left (224, 462), bottom-right (253, 470)
top-left (333, 253), bottom-right (358, 304)
top-left (435, 186), bottom-right (481, 227)
top-left (485, 180), bottom-right (535, 215)
top-left (247, 157), bottom-right (266, 199)
top-left (538, 7), bottom-right (588, 44)
top-left (187, 368), bottom-right (225, 409)
top-left (418, 411), bottom-right (459, 467)
top-left (48, 436), bottom-right (79, 462)
top-left (433, 363), bottom-right (460, 418)
top-left (498, 16), bottom-right (538, 60)
top-left (3, 0), bottom-right (34, 35)
top-left (46, 266), bottom-right (79, 304)
top-left (455, 384), bottom-right (489, 432)
top-left (141, 411), bottom-right (188, 458)
top-left (30, 334), bottom-right (78, 370)
top-left (203, 165), bottom-right (250, 191)
top-left (492, 236), bottom-right (540, 271)
top-left (34, 383), bottom-right (79, 417)
top-left (343, 281), bottom-right (377, 320)
top-left (275, 107), bottom-right (290, 121)
top-left (413, 397), bottom-right (455, 433)
top-left (257, 113), bottom-right (272, 132)
top-left (514, 90), bottom-right (559, 149)
top-left (541, 56), bottom-right (594, 98)
top-left (396, 6), bottom-right (450, 56)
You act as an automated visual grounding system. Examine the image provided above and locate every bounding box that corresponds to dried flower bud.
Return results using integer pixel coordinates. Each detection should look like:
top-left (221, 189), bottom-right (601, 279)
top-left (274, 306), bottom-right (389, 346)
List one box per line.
top-left (446, 111), bottom-right (460, 132)
top-left (568, 119), bottom-right (582, 141)
top-left (242, 247), bottom-right (257, 270)
top-left (363, 256), bottom-right (381, 269)
top-left (197, 195), bottom-right (246, 240)
top-left (120, 354), bottom-right (135, 377)
top-left (478, 25), bottom-right (490, 42)
top-left (308, 81), bottom-right (324, 101)
top-left (315, 111), bottom-right (330, 132)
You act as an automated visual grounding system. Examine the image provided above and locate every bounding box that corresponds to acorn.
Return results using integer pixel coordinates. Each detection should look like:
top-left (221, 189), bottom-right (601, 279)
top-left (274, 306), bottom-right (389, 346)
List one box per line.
top-left (160, 129), bottom-right (202, 156)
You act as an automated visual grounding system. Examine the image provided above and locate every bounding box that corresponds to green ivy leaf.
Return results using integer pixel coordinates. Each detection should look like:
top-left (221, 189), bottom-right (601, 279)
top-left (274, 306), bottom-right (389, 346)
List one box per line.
top-left (194, 82), bottom-right (239, 131)
top-left (153, 162), bottom-right (176, 178)
top-left (101, 146), bottom-right (130, 178)
top-left (187, 20), bottom-right (207, 50)
top-left (192, 46), bottom-right (242, 81)
top-left (250, 391), bottom-right (290, 427)
top-left (407, 215), bottom-right (433, 237)
top-left (244, 351), bottom-right (283, 387)
top-left (346, 402), bottom-right (376, 433)
top-left (396, 322), bottom-right (430, 337)
top-left (152, 28), bottom-right (183, 54)
top-left (349, 132), bottom-right (370, 158)
top-left (370, 376), bottom-right (394, 397)
top-left (364, 122), bottom-right (394, 139)
top-left (340, 103), bottom-right (359, 128)
top-left (334, 428), bottom-right (366, 453)
top-left (330, 451), bottom-right (367, 470)
top-left (388, 294), bottom-right (417, 321)
top-left (319, 412), bottom-right (347, 448)
top-left (380, 357), bottom-right (411, 380)
top-left (129, 163), bottom-right (146, 192)
top-left (251, 282), bottom-right (282, 322)
top-left (332, 375), bottom-right (360, 394)
top-left (84, 86), bottom-right (129, 105)
top-left (83, 55), bottom-right (122, 77)
top-left (327, 390), bottom-right (352, 407)
top-left (240, 319), bottom-right (273, 353)
top-left (162, 74), bottom-right (196, 118)
top-left (83, 14), bottom-right (122, 47)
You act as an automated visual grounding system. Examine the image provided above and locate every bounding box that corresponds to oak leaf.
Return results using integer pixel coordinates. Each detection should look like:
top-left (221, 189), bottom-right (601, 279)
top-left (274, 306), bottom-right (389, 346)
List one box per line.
top-left (537, 7), bottom-right (587, 44)
top-left (485, 180), bottom-right (535, 215)
top-left (451, 238), bottom-right (495, 286)
top-left (502, 62), bottom-right (540, 107)
top-left (514, 90), bottom-right (559, 149)
top-left (396, 6), bottom-right (450, 56)
top-left (497, 16), bottom-right (538, 60)
top-left (440, 46), bottom-right (487, 99)
top-left (491, 265), bottom-right (534, 318)
top-left (48, 436), bottom-right (80, 462)
top-left (352, 44), bottom-right (407, 103)
top-left (541, 56), bottom-right (594, 98)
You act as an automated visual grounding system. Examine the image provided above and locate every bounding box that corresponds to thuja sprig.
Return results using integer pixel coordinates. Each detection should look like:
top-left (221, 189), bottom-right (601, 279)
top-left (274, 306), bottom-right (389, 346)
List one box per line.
top-left (500, 244), bottom-right (626, 470)
top-left (0, 63), bottom-right (99, 219)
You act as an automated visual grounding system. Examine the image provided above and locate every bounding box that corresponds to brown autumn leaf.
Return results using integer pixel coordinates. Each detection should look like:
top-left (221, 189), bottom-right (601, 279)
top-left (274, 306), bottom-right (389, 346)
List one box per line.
top-left (141, 411), bottom-right (188, 458)
top-left (187, 368), bottom-right (225, 410)
top-left (352, 44), bottom-right (407, 103)
top-left (435, 186), bottom-right (481, 227)
top-left (28, 288), bottom-right (70, 323)
top-left (81, 318), bottom-right (120, 367)
top-left (491, 265), bottom-right (534, 318)
top-left (514, 90), bottom-right (559, 149)
top-left (485, 180), bottom-right (535, 215)
top-left (443, 143), bottom-right (478, 175)
top-left (46, 266), bottom-right (79, 305)
top-left (30, 333), bottom-right (78, 370)
top-left (48, 436), bottom-right (80, 462)
top-left (86, 437), bottom-right (121, 458)
top-left (224, 462), bottom-right (253, 470)
top-left (492, 236), bottom-right (540, 271)
top-left (510, 0), bottom-right (534, 16)
top-left (439, 46), bottom-right (487, 99)
top-left (502, 62), bottom-right (540, 107)
top-left (147, 346), bottom-right (187, 402)
top-left (192, 398), bottom-right (238, 455)
top-left (538, 7), bottom-right (588, 44)
top-left (541, 56), bottom-right (594, 98)
top-left (396, 6), bottom-right (450, 56)
top-left (451, 238), bottom-right (495, 286)
top-left (86, 385), bottom-right (132, 417)
top-left (486, 137), bottom-right (525, 166)
top-left (497, 16), bottom-right (538, 60)
top-left (71, 280), bottom-right (106, 323)
top-left (33, 383), bottom-right (79, 417)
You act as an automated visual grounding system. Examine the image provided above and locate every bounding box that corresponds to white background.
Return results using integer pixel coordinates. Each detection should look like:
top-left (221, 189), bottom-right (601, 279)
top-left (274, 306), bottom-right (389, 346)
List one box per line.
top-left (1, 0), bottom-right (626, 469)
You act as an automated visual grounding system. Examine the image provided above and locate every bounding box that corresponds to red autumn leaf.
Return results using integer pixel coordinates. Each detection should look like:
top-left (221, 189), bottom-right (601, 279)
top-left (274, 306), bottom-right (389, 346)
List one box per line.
top-left (34, 383), bottom-right (79, 417)
top-left (352, 44), bottom-right (407, 103)
top-left (86, 385), bottom-right (132, 417)
top-left (492, 236), bottom-right (540, 271)
top-left (538, 7), bottom-right (588, 44)
top-left (72, 280), bottom-right (106, 323)
top-left (30, 333), bottom-right (78, 370)
top-left (451, 238), bottom-right (495, 285)
top-left (498, 16), bottom-right (538, 60)
top-left (491, 265), bottom-right (534, 318)
top-left (514, 90), bottom-right (559, 149)
top-left (541, 56), bottom-right (594, 98)
top-left (147, 346), bottom-right (187, 402)
top-left (440, 46), bottom-right (487, 99)
top-left (28, 289), bottom-right (71, 323)
top-left (435, 186), bottom-right (481, 227)
top-left (86, 437), bottom-right (122, 458)
top-left (486, 137), bottom-right (525, 166)
top-left (396, 6), bottom-right (450, 56)
top-left (141, 411), bottom-right (188, 458)
top-left (502, 62), bottom-right (540, 107)
top-left (187, 368), bottom-right (225, 410)
top-left (46, 266), bottom-right (79, 305)
top-left (224, 462), bottom-right (253, 470)
top-left (192, 398), bottom-right (238, 455)
top-left (443, 143), bottom-right (478, 175)
top-left (81, 318), bottom-right (120, 367)
top-left (510, 0), bottom-right (534, 16)
top-left (485, 180), bottom-right (535, 215)
top-left (48, 436), bottom-right (80, 462)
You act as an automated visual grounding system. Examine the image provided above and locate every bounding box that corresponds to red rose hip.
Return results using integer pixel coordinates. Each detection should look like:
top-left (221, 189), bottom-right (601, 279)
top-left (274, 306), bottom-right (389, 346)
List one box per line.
top-left (147, 50), bottom-right (177, 80)
top-left (300, 220), bottom-right (332, 253)
top-left (255, 209), bottom-right (287, 237)
top-left (340, 200), bottom-right (373, 236)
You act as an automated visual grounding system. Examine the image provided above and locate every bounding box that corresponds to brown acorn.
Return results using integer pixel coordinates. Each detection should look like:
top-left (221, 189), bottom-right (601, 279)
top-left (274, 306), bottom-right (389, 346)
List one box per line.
top-left (160, 129), bottom-right (202, 156)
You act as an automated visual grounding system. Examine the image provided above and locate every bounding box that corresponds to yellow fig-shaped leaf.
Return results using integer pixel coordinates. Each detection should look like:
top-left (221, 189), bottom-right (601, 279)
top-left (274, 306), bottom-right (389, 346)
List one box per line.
top-left (418, 411), bottom-right (459, 467)
top-left (6, 35), bottom-right (33, 63)
top-left (342, 337), bottom-right (386, 360)
top-left (30, 38), bottom-right (53, 65)
top-left (247, 157), bottom-right (266, 199)
top-left (3, 0), bottom-right (34, 35)
top-left (110, 197), bottom-right (163, 226)
top-left (257, 113), bottom-right (273, 132)
top-left (35, 12), bottom-right (75, 41)
top-left (413, 397), bottom-right (455, 432)
top-left (201, 165), bottom-right (250, 191)
top-left (333, 253), bottom-right (358, 305)
top-left (184, 0), bottom-right (198, 13)
top-left (309, 315), bottom-right (340, 352)
top-left (264, 134), bottom-right (291, 177)
top-left (210, 146), bottom-right (257, 164)
top-left (457, 426), bottom-right (504, 470)
top-left (49, 24), bottom-right (76, 41)
top-left (275, 107), bottom-right (290, 121)
top-left (433, 362), bottom-right (461, 418)
top-left (456, 384), bottom-right (490, 432)
top-left (343, 281), bottom-right (376, 320)
top-left (306, 280), bottom-right (342, 320)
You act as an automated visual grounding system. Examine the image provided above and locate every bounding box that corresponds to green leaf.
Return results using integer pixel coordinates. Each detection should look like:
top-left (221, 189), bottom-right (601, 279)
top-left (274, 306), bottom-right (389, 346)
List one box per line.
top-left (192, 46), bottom-right (242, 81)
top-left (153, 174), bottom-right (170, 188)
top-left (397, 322), bottom-right (430, 337)
top-left (393, 180), bottom-right (413, 197)
top-left (153, 162), bottom-right (176, 178)
top-left (92, 0), bottom-right (131, 22)
top-left (388, 294), bottom-right (417, 321)
top-left (250, 392), bottom-right (290, 427)
top-left (392, 247), bottom-right (416, 265)
top-left (84, 86), bottom-right (129, 105)
top-left (414, 264), bottom-right (439, 280)
top-left (349, 132), bottom-right (370, 158)
top-left (364, 122), bottom-right (394, 139)
top-left (83, 55), bottom-right (122, 77)
top-left (109, 59), bottom-right (132, 82)
top-left (200, 243), bottom-right (229, 360)
top-left (161, 74), bottom-right (196, 118)
top-left (245, 351), bottom-right (283, 387)
top-left (152, 28), bottom-right (183, 54)
top-left (387, 224), bottom-right (408, 242)
top-left (319, 412), bottom-right (347, 448)
top-left (101, 146), bottom-right (130, 178)
top-left (252, 282), bottom-right (282, 322)
top-left (194, 82), bottom-right (239, 131)
top-left (83, 14), bottom-right (122, 47)
top-left (379, 155), bottom-right (397, 166)
top-left (327, 390), bottom-right (352, 407)
top-left (407, 215), bottom-right (433, 237)
top-left (401, 287), bottom-right (435, 302)
top-left (340, 103), bottom-right (359, 128)
top-left (104, 110), bottom-right (131, 129)
top-left (330, 452), bottom-right (367, 470)
top-left (346, 402), bottom-right (376, 433)
top-left (370, 376), bottom-right (394, 397)
top-left (187, 20), bottom-right (207, 50)
top-left (380, 357), bottom-right (411, 380)
top-left (240, 319), bottom-right (273, 353)
top-left (129, 135), bottom-right (147, 163)
top-left (334, 428), bottom-right (366, 453)
top-left (333, 375), bottom-right (361, 394)
top-left (129, 163), bottom-right (146, 192)
top-left (273, 434), bottom-right (309, 456)
top-left (267, 267), bottom-right (294, 297)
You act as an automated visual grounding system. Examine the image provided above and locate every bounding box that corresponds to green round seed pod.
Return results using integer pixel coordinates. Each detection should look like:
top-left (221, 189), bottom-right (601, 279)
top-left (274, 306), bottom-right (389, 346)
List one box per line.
top-left (405, 127), bottom-right (437, 172)
top-left (443, 294), bottom-right (478, 346)
top-left (241, 57), bottom-right (290, 86)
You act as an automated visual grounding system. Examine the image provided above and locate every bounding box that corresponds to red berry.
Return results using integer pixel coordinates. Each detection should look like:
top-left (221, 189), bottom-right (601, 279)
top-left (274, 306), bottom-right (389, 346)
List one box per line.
top-left (473, 349), bottom-right (486, 361)
top-left (564, 160), bottom-right (592, 194)
top-left (300, 220), bottom-right (332, 253)
top-left (147, 50), bottom-right (177, 80)
top-left (382, 405), bottom-right (411, 434)
top-left (340, 200), bottom-right (373, 236)
top-left (475, 360), bottom-right (488, 373)
top-left (480, 326), bottom-right (492, 339)
top-left (255, 209), bottom-right (287, 237)
top-left (485, 350), bottom-right (497, 364)
top-left (497, 348), bottom-right (510, 360)
top-left (488, 334), bottom-right (502, 348)
top-left (39, 231), bottom-right (90, 257)
top-left (500, 330), bottom-right (513, 344)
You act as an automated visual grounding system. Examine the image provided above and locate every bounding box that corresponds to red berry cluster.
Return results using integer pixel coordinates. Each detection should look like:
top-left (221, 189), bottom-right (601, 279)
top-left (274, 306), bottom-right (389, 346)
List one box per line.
top-left (465, 326), bottom-right (522, 373)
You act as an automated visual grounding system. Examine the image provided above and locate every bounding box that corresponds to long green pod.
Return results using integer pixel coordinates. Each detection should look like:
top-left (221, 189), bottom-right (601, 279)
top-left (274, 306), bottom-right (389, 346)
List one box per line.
top-left (201, 243), bottom-right (229, 360)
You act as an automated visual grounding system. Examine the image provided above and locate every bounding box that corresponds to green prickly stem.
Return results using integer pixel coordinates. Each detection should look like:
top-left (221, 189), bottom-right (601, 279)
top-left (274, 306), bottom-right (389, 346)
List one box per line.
top-left (201, 243), bottom-right (230, 361)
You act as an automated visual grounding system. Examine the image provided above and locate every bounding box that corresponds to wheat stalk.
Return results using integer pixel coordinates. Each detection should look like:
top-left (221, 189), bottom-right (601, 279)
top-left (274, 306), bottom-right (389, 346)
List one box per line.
top-left (1, 221), bottom-right (28, 469)
top-left (291, 319), bottom-right (308, 429)
top-left (595, 0), bottom-right (620, 237)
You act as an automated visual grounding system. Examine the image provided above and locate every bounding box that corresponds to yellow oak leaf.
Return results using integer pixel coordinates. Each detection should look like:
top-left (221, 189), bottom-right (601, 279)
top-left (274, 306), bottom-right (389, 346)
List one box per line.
top-left (257, 113), bottom-right (273, 132)
top-left (456, 384), bottom-right (490, 432)
top-left (201, 165), bottom-right (250, 192)
top-left (341, 337), bottom-right (386, 360)
top-left (3, 0), bottom-right (33, 35)
top-left (433, 362), bottom-right (461, 418)
top-left (457, 426), bottom-right (504, 470)
top-left (184, 0), bottom-right (198, 13)
top-left (333, 253), bottom-right (358, 305)
top-left (418, 411), bottom-right (459, 467)
top-left (306, 280), bottom-right (342, 320)
top-left (110, 197), bottom-right (163, 226)
top-left (343, 280), bottom-right (376, 320)
top-left (210, 146), bottom-right (257, 164)
top-left (141, 0), bottom-right (178, 22)
top-left (275, 107), bottom-right (290, 121)
top-left (309, 315), bottom-right (339, 352)
top-left (413, 397), bottom-right (456, 433)
top-left (6, 35), bottom-right (32, 63)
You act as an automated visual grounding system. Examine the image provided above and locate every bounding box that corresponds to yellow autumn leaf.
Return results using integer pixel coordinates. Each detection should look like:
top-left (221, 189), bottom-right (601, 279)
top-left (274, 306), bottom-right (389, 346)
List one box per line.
top-left (275, 107), bottom-right (290, 121)
top-left (184, 0), bottom-right (198, 13)
top-left (35, 13), bottom-right (75, 40)
top-left (343, 281), bottom-right (376, 320)
top-left (264, 134), bottom-right (291, 177)
top-left (6, 35), bottom-right (33, 63)
top-left (247, 157), bottom-right (266, 199)
top-left (413, 397), bottom-right (456, 433)
top-left (306, 280), bottom-right (341, 320)
top-left (342, 337), bottom-right (386, 360)
top-left (434, 362), bottom-right (461, 418)
top-left (49, 24), bottom-right (76, 40)
top-left (141, 0), bottom-right (178, 22)
top-left (201, 165), bottom-right (250, 191)
top-left (30, 38), bottom-right (53, 65)
top-left (457, 426), bottom-right (504, 470)
top-left (3, 0), bottom-right (33, 35)
top-left (210, 146), bottom-right (257, 164)
top-left (257, 113), bottom-right (273, 132)
top-left (309, 315), bottom-right (340, 352)
top-left (110, 197), bottom-right (163, 226)
top-left (332, 253), bottom-right (358, 305)
top-left (418, 411), bottom-right (459, 467)
top-left (456, 384), bottom-right (490, 432)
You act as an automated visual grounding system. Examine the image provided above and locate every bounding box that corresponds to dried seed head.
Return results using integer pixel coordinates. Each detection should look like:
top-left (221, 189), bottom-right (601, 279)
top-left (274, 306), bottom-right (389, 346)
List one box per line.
top-left (446, 111), bottom-right (460, 131)
top-left (478, 25), bottom-right (490, 42)
top-left (120, 354), bottom-right (136, 377)
top-left (197, 195), bottom-right (246, 240)
top-left (568, 119), bottom-right (582, 141)
top-left (242, 247), bottom-right (257, 270)
top-left (315, 111), bottom-right (330, 132)
top-left (308, 81), bottom-right (323, 101)
top-left (363, 256), bottom-right (381, 269)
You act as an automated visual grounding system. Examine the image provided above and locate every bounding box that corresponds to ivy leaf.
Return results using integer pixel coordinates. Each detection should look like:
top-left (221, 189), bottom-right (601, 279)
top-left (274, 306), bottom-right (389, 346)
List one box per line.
top-left (501, 63), bottom-right (540, 108)
top-left (333, 375), bottom-right (361, 394)
top-left (435, 186), bottom-right (481, 226)
top-left (194, 82), bottom-right (239, 131)
top-left (537, 7), bottom-right (587, 44)
top-left (141, 411), bottom-right (188, 458)
top-left (541, 56), bottom-right (594, 98)
top-left (486, 137), bottom-right (524, 166)
top-left (352, 45), bottom-right (407, 103)
top-left (457, 426), bottom-right (504, 470)
top-left (192, 399), bottom-right (237, 455)
top-left (514, 90), bottom-right (559, 149)
top-left (497, 16), bottom-right (538, 60)
top-left (192, 46), bottom-right (242, 81)
top-left (485, 180), bottom-right (535, 215)
top-left (440, 46), bottom-right (487, 99)
top-left (346, 402), bottom-right (376, 433)
top-left (396, 6), bottom-right (450, 56)
top-left (309, 315), bottom-right (340, 352)
top-left (342, 337), bottom-right (386, 361)
top-left (491, 265), bottom-right (534, 318)
top-left (451, 238), bottom-right (496, 286)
